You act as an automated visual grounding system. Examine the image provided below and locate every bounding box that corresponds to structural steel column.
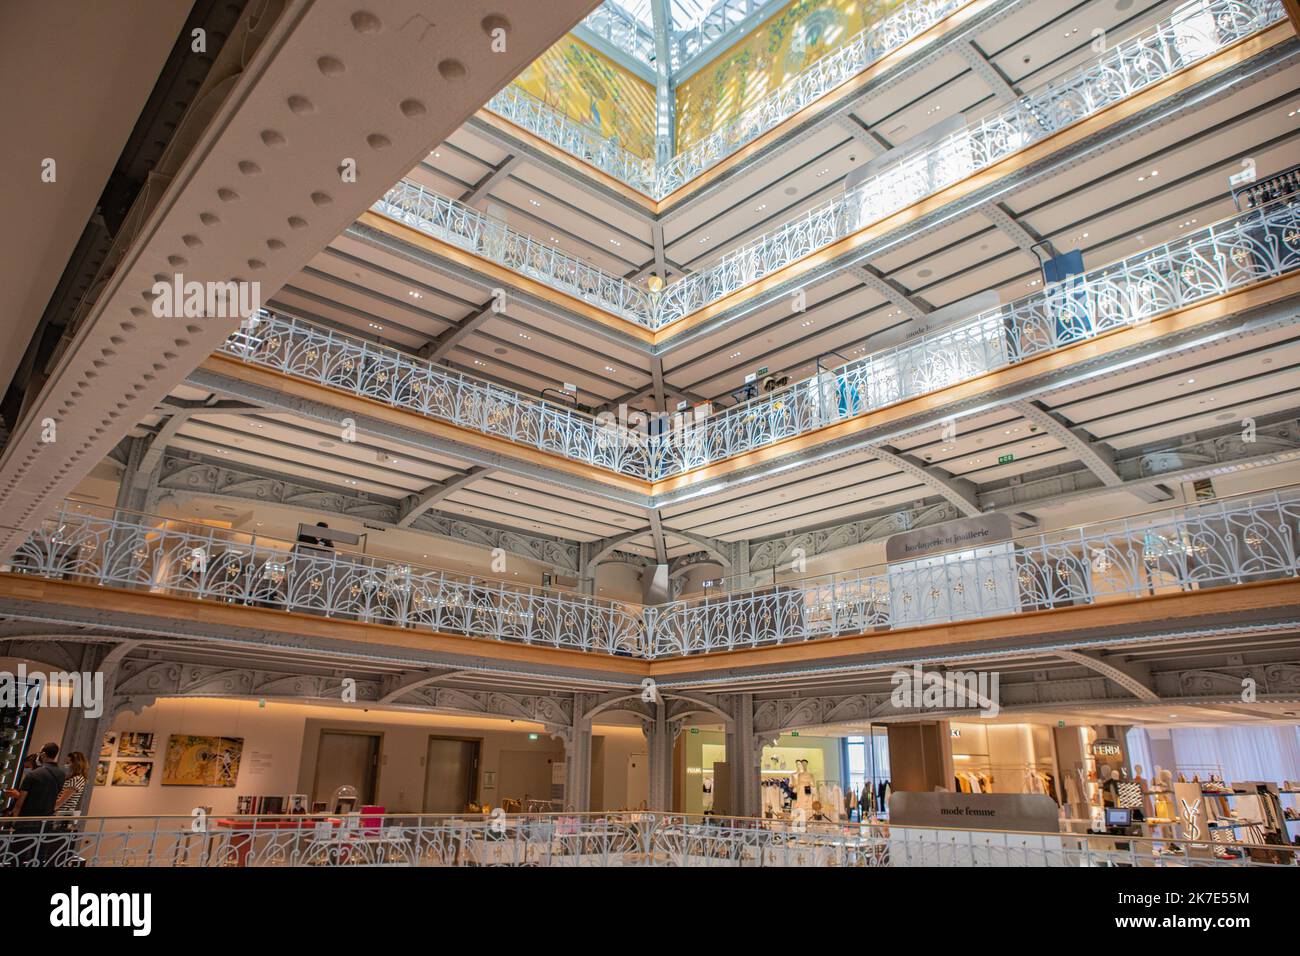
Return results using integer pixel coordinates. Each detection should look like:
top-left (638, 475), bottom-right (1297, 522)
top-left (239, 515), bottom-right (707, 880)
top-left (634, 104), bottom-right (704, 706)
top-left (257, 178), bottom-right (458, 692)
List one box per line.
top-left (56, 645), bottom-right (116, 814)
top-left (561, 692), bottom-right (594, 811)
top-left (723, 693), bottom-right (759, 818)
top-left (650, 0), bottom-right (675, 166)
top-left (645, 701), bottom-right (676, 811)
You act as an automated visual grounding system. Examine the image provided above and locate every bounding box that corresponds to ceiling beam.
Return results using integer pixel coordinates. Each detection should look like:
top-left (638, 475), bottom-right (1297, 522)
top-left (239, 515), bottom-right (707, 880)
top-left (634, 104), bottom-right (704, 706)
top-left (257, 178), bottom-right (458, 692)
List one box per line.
top-left (956, 39), bottom-right (1020, 103)
top-left (979, 200), bottom-right (1044, 257)
top-left (837, 116), bottom-right (890, 154)
top-left (396, 466), bottom-right (497, 528)
top-left (1010, 399), bottom-right (1172, 503)
top-left (648, 508), bottom-right (669, 564)
top-left (459, 155), bottom-right (521, 208)
top-left (133, 397), bottom-right (260, 488)
top-left (418, 299), bottom-right (496, 362)
top-left (846, 264), bottom-right (932, 320)
top-left (866, 445), bottom-right (982, 517)
top-left (1055, 650), bottom-right (1159, 701)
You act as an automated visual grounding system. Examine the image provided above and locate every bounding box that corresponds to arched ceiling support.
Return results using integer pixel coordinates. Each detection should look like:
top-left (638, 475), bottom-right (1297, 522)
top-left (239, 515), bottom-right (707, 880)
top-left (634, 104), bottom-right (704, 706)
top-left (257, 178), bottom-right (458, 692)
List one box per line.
top-left (396, 466), bottom-right (496, 527)
top-left (866, 445), bottom-right (981, 517)
top-left (1055, 649), bottom-right (1159, 701)
top-left (1010, 399), bottom-right (1172, 504)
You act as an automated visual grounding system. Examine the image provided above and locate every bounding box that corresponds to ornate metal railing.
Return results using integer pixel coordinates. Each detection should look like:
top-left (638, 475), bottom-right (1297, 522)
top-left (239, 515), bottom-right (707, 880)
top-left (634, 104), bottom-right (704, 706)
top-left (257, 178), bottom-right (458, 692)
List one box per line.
top-left (7, 488), bottom-right (1299, 659)
top-left (660, 196), bottom-right (1300, 475)
top-left (7, 504), bottom-right (648, 657)
top-left (371, 180), bottom-right (656, 325)
top-left (492, 0), bottom-right (970, 198)
top-left (658, 0), bottom-right (967, 196)
top-left (485, 84), bottom-right (655, 193)
top-left (407, 1), bottom-right (1283, 335)
top-left (218, 309), bottom-right (657, 479)
top-left (259, 197), bottom-right (1300, 480)
top-left (2, 812), bottom-right (1291, 866)
top-left (655, 0), bottom-right (1285, 324)
top-left (652, 486), bottom-right (1300, 656)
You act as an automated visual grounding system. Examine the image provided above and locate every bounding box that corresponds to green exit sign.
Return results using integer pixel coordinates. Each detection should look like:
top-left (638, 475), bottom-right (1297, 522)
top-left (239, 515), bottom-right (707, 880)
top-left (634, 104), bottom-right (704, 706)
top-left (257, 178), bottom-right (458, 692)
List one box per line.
top-left (998, 453), bottom-right (1015, 465)
top-left (690, 727), bottom-right (699, 735)
top-left (790, 731), bottom-right (800, 737)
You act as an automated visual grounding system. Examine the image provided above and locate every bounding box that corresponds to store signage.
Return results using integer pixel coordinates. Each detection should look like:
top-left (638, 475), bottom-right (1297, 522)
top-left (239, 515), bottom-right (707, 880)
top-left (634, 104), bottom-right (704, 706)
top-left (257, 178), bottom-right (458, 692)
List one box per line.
top-left (1092, 739), bottom-right (1123, 758)
top-left (885, 513), bottom-right (1013, 563)
top-left (890, 792), bottom-right (1061, 833)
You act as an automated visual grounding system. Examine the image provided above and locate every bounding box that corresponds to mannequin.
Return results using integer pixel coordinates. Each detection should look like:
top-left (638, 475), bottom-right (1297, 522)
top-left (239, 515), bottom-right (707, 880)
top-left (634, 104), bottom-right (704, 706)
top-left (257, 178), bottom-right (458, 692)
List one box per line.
top-left (793, 759), bottom-right (816, 817)
top-left (1103, 769), bottom-right (1122, 807)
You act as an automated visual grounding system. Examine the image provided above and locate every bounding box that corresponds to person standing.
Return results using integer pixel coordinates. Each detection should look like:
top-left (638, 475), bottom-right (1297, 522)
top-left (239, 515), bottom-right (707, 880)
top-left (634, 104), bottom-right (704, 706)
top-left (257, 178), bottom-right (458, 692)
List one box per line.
top-left (6, 743), bottom-right (66, 864)
top-left (54, 752), bottom-right (88, 818)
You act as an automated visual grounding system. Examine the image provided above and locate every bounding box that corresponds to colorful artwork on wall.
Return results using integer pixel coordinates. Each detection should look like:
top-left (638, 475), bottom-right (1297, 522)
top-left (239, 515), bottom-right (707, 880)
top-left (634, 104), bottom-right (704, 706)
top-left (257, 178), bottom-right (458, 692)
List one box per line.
top-left (161, 734), bottom-right (245, 787)
top-left (117, 732), bottom-right (156, 759)
top-left (512, 36), bottom-right (657, 158)
top-left (99, 732), bottom-right (118, 758)
top-left (111, 761), bottom-right (154, 787)
top-left (675, 0), bottom-right (905, 150)
top-left (94, 761), bottom-right (109, 787)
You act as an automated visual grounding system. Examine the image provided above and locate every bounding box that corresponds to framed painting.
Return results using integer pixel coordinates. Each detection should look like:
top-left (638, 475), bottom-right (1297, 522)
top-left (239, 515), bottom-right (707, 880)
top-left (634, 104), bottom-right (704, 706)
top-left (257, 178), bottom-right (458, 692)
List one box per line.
top-left (161, 734), bottom-right (245, 787)
top-left (111, 761), bottom-right (154, 787)
top-left (117, 732), bottom-right (156, 758)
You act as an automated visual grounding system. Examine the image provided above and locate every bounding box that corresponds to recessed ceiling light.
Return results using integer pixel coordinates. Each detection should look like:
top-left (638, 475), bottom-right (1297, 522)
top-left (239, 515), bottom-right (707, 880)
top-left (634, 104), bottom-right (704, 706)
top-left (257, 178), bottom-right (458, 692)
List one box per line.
top-left (408, 290), bottom-right (422, 299)
top-left (755, 203), bottom-right (767, 211)
top-left (609, 239), bottom-right (621, 246)
top-left (368, 322), bottom-right (383, 330)
top-left (1186, 377), bottom-right (1195, 384)
top-left (698, 236), bottom-right (709, 243)
top-left (604, 365), bottom-right (616, 372)
top-left (529, 199), bottom-right (541, 207)
top-left (730, 351), bottom-right (741, 358)
top-left (518, 332), bottom-right (531, 340)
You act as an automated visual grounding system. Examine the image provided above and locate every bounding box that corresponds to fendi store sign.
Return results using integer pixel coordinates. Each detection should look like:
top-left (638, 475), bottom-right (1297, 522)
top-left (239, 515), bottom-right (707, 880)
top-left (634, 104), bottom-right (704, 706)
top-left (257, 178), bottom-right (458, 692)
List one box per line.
top-left (890, 791), bottom-right (1061, 833)
top-left (885, 513), bottom-right (1013, 563)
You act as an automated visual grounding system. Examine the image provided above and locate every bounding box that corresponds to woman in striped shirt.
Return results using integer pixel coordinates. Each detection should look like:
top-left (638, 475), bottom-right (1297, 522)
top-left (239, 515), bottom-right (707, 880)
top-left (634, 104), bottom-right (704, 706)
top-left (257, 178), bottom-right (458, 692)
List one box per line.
top-left (54, 752), bottom-right (88, 817)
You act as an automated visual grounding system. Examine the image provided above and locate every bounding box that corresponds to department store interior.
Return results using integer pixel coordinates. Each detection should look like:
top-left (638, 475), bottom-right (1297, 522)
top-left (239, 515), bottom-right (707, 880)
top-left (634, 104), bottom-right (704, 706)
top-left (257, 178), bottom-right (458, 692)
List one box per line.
top-left (2, 0), bottom-right (1300, 868)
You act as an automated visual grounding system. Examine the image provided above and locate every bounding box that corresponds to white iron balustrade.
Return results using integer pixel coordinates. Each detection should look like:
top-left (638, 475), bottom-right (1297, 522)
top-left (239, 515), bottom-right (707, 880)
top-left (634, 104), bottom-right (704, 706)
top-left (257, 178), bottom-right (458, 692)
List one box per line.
top-left (372, 180), bottom-right (656, 325)
top-left (667, 196), bottom-right (1300, 475)
top-left (0, 812), bottom-right (1292, 867)
top-left (386, 1), bottom-right (1283, 337)
top-left (243, 196), bottom-right (1300, 480)
top-left (7, 505), bottom-right (648, 657)
top-left (6, 488), bottom-right (1298, 658)
top-left (654, 0), bottom-right (1284, 324)
top-left (652, 487), bottom-right (1300, 656)
top-left (658, 0), bottom-right (967, 196)
top-left (478, 0), bottom-right (1277, 211)
top-left (222, 310), bottom-right (657, 479)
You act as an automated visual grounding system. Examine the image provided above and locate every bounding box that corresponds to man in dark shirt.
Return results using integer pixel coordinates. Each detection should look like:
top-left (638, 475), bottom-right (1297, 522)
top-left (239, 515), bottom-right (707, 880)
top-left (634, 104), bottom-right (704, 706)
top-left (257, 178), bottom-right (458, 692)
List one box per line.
top-left (6, 743), bottom-right (66, 864)
top-left (16, 743), bottom-right (66, 816)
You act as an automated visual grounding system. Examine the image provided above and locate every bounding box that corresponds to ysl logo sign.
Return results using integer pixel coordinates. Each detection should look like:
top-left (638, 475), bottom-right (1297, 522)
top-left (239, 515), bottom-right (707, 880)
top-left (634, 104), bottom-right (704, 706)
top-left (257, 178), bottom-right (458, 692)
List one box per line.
top-left (1179, 798), bottom-right (1202, 841)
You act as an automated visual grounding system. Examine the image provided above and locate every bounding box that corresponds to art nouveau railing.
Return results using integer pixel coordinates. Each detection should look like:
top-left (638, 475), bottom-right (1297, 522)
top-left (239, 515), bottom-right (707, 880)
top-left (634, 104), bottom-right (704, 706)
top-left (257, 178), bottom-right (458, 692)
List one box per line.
top-left (398, 1), bottom-right (1282, 333)
top-left (658, 0), bottom-right (967, 196)
top-left (485, 84), bottom-right (655, 193)
top-left (6, 504), bottom-right (648, 657)
top-left (491, 0), bottom-right (970, 197)
top-left (654, 0), bottom-right (1285, 324)
top-left (242, 197), bottom-right (1300, 481)
top-left (218, 309), bottom-right (657, 478)
top-left (3, 812), bottom-right (1291, 867)
top-left (660, 197), bottom-right (1300, 475)
top-left (371, 180), bottom-right (656, 326)
top-left (651, 487), bottom-right (1300, 656)
top-left (7, 489), bottom-right (1298, 658)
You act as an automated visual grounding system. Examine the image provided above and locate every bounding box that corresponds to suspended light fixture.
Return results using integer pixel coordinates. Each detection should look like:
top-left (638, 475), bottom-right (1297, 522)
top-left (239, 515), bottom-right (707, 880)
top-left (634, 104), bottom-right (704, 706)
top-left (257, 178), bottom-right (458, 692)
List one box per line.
top-left (647, 273), bottom-right (665, 293)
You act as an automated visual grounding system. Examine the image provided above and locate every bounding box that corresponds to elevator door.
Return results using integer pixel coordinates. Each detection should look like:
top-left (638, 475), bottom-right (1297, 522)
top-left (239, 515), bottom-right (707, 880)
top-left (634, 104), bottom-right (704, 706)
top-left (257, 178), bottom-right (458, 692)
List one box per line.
top-left (312, 731), bottom-right (379, 808)
top-left (424, 737), bottom-right (479, 813)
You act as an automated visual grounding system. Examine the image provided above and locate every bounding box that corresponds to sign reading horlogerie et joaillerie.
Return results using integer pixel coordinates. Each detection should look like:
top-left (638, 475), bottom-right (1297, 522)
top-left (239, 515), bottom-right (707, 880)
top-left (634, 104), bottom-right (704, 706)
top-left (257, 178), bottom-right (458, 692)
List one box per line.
top-left (885, 513), bottom-right (1013, 563)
